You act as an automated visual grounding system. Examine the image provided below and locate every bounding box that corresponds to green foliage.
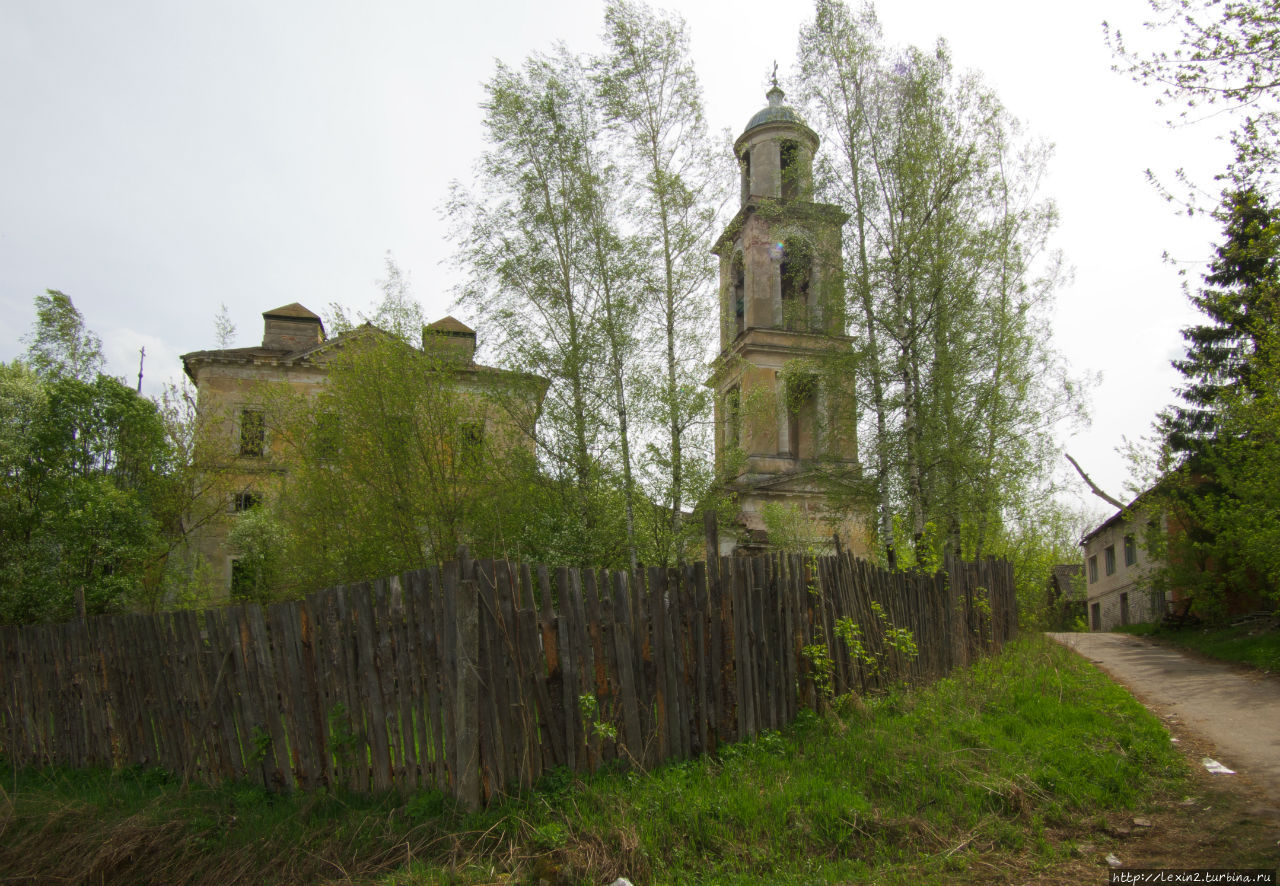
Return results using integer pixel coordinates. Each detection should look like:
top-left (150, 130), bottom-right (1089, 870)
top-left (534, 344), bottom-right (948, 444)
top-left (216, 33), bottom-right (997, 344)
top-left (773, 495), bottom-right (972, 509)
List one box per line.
top-left (1120, 619), bottom-right (1280, 672)
top-left (1107, 0), bottom-right (1280, 182)
top-left (1148, 187), bottom-right (1280, 611)
top-left (0, 638), bottom-right (1187, 885)
top-left (796, 0), bottom-right (1082, 569)
top-left (22, 289), bottom-right (104, 381)
top-left (0, 354), bottom-right (173, 623)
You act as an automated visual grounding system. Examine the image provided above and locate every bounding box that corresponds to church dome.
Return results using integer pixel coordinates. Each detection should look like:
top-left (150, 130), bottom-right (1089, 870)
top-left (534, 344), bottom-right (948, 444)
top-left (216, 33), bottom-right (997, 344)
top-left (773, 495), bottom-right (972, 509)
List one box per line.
top-left (742, 85), bottom-right (809, 137)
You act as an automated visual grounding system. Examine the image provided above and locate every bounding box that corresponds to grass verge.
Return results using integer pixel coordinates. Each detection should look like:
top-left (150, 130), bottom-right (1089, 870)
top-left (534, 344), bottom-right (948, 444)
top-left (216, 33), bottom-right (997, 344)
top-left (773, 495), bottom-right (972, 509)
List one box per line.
top-left (1116, 618), bottom-right (1280, 673)
top-left (0, 635), bottom-right (1188, 885)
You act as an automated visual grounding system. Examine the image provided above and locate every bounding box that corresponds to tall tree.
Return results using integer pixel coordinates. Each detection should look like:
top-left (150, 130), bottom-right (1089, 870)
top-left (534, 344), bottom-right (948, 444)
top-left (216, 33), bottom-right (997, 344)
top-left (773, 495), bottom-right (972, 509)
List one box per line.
top-left (449, 48), bottom-right (633, 566)
top-left (1161, 188), bottom-right (1280, 458)
top-left (1152, 186), bottom-right (1280, 610)
top-left (22, 289), bottom-right (104, 381)
top-left (1107, 0), bottom-right (1280, 181)
top-left (796, 0), bottom-right (1078, 566)
top-left (599, 0), bottom-right (724, 564)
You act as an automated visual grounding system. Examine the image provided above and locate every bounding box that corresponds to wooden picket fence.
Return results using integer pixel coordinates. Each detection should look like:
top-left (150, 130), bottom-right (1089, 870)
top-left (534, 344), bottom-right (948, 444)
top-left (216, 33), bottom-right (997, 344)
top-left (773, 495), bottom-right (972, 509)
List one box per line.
top-left (0, 545), bottom-right (1015, 808)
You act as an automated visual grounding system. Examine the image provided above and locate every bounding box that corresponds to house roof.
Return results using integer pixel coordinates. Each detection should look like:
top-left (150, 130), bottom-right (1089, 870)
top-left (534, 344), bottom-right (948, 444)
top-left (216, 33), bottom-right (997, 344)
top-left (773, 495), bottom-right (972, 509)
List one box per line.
top-left (1049, 564), bottom-right (1085, 600)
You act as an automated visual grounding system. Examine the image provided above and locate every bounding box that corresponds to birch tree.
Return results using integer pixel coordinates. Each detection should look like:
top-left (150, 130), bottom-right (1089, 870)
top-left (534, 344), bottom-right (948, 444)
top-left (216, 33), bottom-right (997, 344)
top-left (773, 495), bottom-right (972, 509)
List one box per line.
top-left (796, 0), bottom-right (1080, 565)
top-left (449, 49), bottom-right (638, 566)
top-left (599, 0), bottom-right (724, 563)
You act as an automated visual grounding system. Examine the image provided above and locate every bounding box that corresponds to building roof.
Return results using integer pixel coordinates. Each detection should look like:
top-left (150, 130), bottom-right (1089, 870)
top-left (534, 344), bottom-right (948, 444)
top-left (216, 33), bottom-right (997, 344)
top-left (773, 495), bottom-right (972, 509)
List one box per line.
top-left (1049, 564), bottom-right (1085, 601)
top-left (743, 85), bottom-right (807, 134)
top-left (263, 302), bottom-right (322, 320)
top-left (425, 315), bottom-right (475, 335)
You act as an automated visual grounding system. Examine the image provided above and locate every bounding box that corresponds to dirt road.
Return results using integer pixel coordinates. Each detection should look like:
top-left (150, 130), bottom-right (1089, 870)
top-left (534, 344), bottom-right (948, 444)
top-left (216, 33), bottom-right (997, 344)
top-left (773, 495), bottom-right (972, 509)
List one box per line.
top-left (1049, 631), bottom-right (1280, 820)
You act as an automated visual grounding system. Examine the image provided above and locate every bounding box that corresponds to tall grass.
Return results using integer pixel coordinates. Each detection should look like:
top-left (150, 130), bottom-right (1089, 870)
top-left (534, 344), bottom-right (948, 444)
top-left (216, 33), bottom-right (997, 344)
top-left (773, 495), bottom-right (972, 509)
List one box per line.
top-left (0, 636), bottom-right (1185, 885)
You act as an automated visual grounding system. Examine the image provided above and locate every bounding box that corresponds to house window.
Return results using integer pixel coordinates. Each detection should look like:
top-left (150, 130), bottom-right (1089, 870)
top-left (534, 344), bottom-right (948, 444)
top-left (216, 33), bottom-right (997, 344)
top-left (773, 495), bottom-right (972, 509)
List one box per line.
top-left (1088, 556), bottom-right (1098, 583)
top-left (239, 408), bottom-right (265, 457)
top-left (1124, 534), bottom-right (1137, 567)
top-left (314, 411), bottom-right (340, 462)
top-left (232, 491), bottom-right (262, 513)
top-left (457, 421), bottom-right (484, 465)
top-left (230, 558), bottom-right (254, 599)
top-left (1104, 545), bottom-right (1116, 576)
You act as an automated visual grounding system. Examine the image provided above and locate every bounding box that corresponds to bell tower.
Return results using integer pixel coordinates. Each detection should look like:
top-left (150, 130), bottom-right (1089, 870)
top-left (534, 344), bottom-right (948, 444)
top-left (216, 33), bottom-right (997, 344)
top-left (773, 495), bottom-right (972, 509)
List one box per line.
top-left (707, 80), bottom-right (866, 553)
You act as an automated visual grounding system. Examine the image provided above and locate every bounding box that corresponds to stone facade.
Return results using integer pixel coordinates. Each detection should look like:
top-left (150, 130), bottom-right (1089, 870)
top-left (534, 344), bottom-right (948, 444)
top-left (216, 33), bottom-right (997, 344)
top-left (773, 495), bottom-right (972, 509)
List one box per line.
top-left (1081, 505), bottom-right (1169, 631)
top-left (707, 86), bottom-right (868, 555)
top-left (180, 305), bottom-right (543, 598)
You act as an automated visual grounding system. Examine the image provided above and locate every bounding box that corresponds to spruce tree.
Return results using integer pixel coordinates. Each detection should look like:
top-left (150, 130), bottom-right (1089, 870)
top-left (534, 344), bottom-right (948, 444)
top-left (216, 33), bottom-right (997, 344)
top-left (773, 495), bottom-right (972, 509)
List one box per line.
top-left (1161, 187), bottom-right (1280, 464)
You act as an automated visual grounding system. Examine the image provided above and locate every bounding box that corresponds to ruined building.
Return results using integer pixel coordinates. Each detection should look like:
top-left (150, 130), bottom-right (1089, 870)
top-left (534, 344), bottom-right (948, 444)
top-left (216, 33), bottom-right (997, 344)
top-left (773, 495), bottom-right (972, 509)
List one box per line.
top-left (180, 304), bottom-right (544, 598)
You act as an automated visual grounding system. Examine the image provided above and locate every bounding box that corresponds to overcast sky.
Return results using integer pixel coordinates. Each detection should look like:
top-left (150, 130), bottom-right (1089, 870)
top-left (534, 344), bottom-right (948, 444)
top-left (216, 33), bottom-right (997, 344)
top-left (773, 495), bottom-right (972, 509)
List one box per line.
top-left (1, 0), bottom-right (1234, 523)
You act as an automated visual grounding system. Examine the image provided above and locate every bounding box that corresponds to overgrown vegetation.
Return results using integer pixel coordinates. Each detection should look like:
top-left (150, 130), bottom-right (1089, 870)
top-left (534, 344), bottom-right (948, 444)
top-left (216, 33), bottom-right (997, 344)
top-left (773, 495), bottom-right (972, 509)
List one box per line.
top-left (0, 637), bottom-right (1186, 884)
top-left (1117, 617), bottom-right (1280, 673)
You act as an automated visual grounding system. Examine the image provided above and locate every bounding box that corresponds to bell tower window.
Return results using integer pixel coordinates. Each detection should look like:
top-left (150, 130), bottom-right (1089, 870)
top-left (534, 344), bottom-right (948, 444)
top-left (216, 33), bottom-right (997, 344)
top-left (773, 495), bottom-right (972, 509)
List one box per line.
top-left (780, 239), bottom-right (812, 330)
top-left (780, 140), bottom-right (800, 200)
top-left (732, 253), bottom-right (746, 336)
top-left (741, 149), bottom-right (752, 203)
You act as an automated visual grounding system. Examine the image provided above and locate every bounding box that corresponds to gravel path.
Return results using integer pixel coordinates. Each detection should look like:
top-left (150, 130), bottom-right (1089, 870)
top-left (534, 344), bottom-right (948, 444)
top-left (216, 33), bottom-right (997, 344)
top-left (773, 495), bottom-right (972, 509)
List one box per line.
top-left (1047, 631), bottom-right (1280, 819)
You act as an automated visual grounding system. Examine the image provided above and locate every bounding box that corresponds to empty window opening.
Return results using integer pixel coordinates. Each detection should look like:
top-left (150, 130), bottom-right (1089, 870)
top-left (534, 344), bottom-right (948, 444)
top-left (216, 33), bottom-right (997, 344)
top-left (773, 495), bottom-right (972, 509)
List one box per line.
top-left (780, 140), bottom-right (800, 200)
top-left (239, 409), bottom-right (265, 457)
top-left (1124, 534), bottom-right (1137, 567)
top-left (783, 373), bottom-right (816, 459)
top-left (457, 421), bottom-right (484, 466)
top-left (725, 387), bottom-right (741, 451)
top-left (780, 239), bottom-right (812, 330)
top-left (233, 491), bottom-right (262, 513)
top-left (740, 149), bottom-right (752, 202)
top-left (1120, 592), bottom-right (1131, 626)
top-left (314, 411), bottom-right (340, 462)
top-left (1088, 556), bottom-right (1098, 583)
top-left (1104, 544), bottom-right (1116, 576)
top-left (732, 254), bottom-right (746, 336)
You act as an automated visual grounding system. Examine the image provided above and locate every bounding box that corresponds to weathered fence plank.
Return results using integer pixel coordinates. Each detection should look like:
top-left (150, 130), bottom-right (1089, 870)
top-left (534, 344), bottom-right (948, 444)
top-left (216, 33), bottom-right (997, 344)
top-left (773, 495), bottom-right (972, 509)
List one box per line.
top-left (0, 550), bottom-right (1016, 810)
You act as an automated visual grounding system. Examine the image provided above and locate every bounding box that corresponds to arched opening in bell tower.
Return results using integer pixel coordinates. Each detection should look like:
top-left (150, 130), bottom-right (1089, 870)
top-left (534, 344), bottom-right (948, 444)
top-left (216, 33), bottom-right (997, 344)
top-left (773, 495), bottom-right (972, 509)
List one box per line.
top-left (732, 252), bottom-right (746, 336)
top-left (780, 238), bottom-right (812, 331)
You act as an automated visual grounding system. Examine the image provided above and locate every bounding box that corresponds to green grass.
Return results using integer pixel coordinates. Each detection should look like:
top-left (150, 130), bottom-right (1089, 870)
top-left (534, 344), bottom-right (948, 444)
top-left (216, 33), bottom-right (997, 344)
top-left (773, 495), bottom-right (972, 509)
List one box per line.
top-left (1117, 618), bottom-right (1280, 673)
top-left (0, 636), bottom-right (1188, 885)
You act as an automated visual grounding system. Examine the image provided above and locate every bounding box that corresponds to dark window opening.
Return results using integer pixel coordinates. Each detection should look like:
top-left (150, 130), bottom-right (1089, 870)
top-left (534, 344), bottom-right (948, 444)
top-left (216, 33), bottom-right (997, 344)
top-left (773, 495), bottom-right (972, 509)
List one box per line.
top-left (239, 409), bottom-right (265, 457)
top-left (233, 491), bottom-right (262, 513)
top-left (732, 254), bottom-right (746, 336)
top-left (230, 558), bottom-right (255, 600)
top-left (1124, 534), bottom-right (1137, 567)
top-left (1120, 592), bottom-right (1131, 626)
top-left (314, 411), bottom-right (340, 462)
top-left (458, 421), bottom-right (484, 466)
top-left (741, 149), bottom-right (752, 202)
top-left (725, 387), bottom-right (741, 451)
top-left (1104, 544), bottom-right (1116, 576)
top-left (1090, 602), bottom-right (1101, 631)
top-left (783, 373), bottom-right (816, 459)
top-left (780, 140), bottom-right (800, 200)
top-left (1088, 556), bottom-right (1098, 583)
top-left (780, 239), bottom-right (812, 330)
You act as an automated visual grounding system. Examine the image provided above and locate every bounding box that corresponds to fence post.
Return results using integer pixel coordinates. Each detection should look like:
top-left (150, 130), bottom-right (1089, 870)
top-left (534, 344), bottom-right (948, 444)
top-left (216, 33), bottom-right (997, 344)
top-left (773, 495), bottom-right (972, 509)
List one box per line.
top-left (455, 578), bottom-right (481, 812)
